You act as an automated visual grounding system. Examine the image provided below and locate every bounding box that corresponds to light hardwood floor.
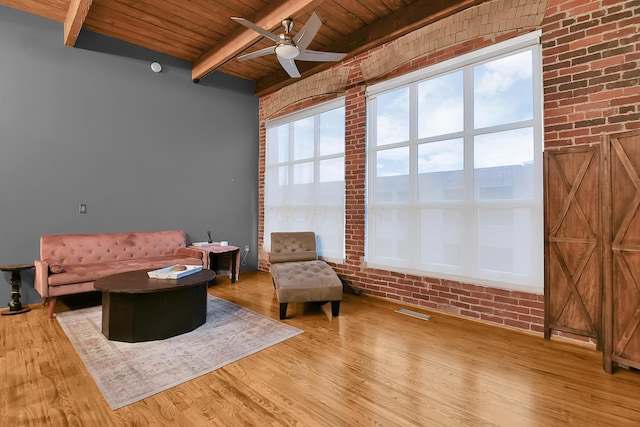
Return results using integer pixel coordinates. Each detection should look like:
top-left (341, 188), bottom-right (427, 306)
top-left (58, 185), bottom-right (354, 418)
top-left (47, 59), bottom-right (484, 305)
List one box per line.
top-left (2, 270), bottom-right (640, 426)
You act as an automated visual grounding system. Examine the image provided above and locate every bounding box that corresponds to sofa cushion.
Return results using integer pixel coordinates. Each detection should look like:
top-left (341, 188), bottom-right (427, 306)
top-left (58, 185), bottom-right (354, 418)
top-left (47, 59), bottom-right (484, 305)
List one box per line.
top-left (48, 256), bottom-right (203, 286)
top-left (40, 230), bottom-right (189, 266)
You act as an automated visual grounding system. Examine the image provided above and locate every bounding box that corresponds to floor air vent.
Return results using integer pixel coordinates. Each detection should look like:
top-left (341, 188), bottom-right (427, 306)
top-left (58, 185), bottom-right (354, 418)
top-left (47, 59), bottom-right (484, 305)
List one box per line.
top-left (395, 308), bottom-right (431, 321)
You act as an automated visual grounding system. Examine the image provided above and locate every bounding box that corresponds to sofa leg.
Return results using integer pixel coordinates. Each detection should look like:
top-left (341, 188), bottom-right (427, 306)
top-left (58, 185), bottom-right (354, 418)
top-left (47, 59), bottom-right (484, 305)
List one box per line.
top-left (47, 297), bottom-right (57, 318)
top-left (41, 297), bottom-right (47, 307)
top-left (279, 303), bottom-right (288, 320)
top-left (331, 301), bottom-right (340, 317)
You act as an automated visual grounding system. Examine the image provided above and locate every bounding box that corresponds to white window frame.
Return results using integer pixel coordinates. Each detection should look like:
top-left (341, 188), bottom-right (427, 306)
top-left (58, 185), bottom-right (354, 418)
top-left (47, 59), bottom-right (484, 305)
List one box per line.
top-left (264, 98), bottom-right (346, 262)
top-left (365, 31), bottom-right (544, 292)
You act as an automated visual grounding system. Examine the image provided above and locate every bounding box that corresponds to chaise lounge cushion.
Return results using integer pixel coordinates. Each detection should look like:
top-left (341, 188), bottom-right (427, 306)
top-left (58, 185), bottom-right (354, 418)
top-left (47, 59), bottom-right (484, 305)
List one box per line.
top-left (270, 260), bottom-right (343, 303)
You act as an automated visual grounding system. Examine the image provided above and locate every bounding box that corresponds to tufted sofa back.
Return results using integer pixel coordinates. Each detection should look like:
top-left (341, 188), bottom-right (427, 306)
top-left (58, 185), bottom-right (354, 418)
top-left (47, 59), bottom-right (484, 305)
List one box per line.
top-left (270, 231), bottom-right (318, 264)
top-left (40, 230), bottom-right (188, 265)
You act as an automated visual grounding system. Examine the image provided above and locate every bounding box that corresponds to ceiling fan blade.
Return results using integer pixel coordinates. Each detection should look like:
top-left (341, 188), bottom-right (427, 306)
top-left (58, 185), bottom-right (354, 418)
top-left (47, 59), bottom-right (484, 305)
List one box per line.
top-left (292, 12), bottom-right (322, 51)
top-left (296, 50), bottom-right (346, 62)
top-left (237, 46), bottom-right (276, 62)
top-left (231, 17), bottom-right (279, 43)
top-left (277, 56), bottom-right (301, 78)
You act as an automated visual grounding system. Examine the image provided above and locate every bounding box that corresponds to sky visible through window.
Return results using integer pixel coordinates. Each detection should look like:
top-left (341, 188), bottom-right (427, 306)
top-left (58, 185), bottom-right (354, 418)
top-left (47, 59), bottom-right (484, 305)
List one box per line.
top-left (375, 50), bottom-right (534, 177)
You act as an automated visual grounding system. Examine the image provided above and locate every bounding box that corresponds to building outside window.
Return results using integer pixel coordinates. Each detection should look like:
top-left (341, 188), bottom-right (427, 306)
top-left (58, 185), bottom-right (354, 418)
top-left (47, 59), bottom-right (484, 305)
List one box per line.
top-left (366, 32), bottom-right (543, 290)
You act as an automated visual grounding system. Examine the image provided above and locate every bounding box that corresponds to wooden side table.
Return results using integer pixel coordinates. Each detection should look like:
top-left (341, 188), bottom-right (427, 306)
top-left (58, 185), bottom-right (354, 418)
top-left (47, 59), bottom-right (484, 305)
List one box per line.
top-left (190, 245), bottom-right (240, 283)
top-left (1, 263), bottom-right (34, 315)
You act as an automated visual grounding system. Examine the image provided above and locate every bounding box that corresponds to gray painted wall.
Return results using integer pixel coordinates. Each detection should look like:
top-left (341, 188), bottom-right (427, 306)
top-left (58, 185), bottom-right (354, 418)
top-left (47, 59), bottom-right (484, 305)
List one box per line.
top-left (0, 7), bottom-right (259, 306)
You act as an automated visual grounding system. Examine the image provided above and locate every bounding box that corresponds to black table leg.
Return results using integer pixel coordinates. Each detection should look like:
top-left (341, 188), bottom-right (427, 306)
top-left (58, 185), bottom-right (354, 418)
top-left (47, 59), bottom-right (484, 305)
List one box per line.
top-left (1, 264), bottom-right (33, 316)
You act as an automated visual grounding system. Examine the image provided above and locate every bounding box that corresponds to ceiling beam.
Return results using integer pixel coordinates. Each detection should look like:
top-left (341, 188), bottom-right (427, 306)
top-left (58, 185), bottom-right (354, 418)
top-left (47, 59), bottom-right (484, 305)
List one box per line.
top-left (191, 0), bottom-right (325, 82)
top-left (254, 0), bottom-right (488, 96)
top-left (64, 0), bottom-right (94, 46)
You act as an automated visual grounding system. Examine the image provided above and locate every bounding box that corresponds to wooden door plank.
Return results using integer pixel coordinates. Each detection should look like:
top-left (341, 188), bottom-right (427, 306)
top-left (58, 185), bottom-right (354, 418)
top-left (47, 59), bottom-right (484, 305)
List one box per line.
top-left (606, 130), bottom-right (640, 372)
top-left (544, 146), bottom-right (601, 342)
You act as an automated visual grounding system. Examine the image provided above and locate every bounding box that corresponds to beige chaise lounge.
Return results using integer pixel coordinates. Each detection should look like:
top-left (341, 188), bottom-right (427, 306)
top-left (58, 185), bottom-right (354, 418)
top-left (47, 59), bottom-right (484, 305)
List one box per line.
top-left (269, 231), bottom-right (343, 320)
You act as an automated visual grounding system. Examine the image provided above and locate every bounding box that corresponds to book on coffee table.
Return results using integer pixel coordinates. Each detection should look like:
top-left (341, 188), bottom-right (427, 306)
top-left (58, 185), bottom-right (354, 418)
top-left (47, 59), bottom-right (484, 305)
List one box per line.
top-left (147, 265), bottom-right (202, 279)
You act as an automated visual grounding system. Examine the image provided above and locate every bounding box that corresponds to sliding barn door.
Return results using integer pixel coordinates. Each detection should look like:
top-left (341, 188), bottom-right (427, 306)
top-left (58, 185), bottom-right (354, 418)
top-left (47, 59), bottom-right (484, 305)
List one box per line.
top-left (544, 146), bottom-right (601, 343)
top-left (604, 130), bottom-right (640, 373)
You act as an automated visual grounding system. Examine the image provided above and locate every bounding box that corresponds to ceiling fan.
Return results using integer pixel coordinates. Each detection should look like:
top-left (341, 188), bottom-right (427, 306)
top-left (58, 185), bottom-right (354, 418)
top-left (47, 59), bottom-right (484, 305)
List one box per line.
top-left (231, 12), bottom-right (346, 78)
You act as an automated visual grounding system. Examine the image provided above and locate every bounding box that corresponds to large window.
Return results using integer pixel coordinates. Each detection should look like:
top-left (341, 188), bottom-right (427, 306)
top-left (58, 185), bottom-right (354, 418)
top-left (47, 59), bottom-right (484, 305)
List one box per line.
top-left (366, 32), bottom-right (543, 290)
top-left (264, 99), bottom-right (345, 260)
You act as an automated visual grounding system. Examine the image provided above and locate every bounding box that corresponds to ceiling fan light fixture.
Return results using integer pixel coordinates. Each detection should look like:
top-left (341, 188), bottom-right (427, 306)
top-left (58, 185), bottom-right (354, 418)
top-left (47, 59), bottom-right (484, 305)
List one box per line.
top-left (275, 44), bottom-right (300, 59)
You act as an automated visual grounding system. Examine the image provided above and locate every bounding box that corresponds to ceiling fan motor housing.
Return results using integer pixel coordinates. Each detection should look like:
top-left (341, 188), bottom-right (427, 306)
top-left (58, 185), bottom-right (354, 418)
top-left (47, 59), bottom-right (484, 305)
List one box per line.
top-left (282, 18), bottom-right (294, 33)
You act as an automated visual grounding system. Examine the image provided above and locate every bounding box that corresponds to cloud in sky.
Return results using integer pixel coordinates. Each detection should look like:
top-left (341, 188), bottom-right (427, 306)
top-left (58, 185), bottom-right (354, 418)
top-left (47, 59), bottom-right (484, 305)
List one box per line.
top-left (474, 50), bottom-right (534, 128)
top-left (418, 70), bottom-right (464, 138)
top-left (418, 138), bottom-right (464, 172)
top-left (376, 87), bottom-right (410, 146)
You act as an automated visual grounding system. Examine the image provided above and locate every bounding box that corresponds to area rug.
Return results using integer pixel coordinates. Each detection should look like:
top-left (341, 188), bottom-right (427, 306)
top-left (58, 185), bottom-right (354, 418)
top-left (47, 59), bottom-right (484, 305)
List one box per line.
top-left (56, 295), bottom-right (303, 410)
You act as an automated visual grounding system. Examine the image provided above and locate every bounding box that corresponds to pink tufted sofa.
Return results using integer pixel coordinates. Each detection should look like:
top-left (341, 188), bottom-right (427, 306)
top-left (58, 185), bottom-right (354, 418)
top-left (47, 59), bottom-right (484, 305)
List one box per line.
top-left (34, 230), bottom-right (205, 317)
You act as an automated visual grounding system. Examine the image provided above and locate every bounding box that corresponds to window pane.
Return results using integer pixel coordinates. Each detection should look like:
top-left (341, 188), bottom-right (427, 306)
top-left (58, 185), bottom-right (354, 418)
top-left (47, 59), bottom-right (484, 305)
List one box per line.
top-left (418, 71), bottom-right (464, 138)
top-left (293, 116), bottom-right (314, 160)
top-left (314, 206), bottom-right (345, 259)
top-left (292, 162), bottom-right (314, 204)
top-left (474, 128), bottom-right (534, 200)
top-left (474, 50), bottom-right (534, 129)
top-left (376, 146), bottom-right (410, 177)
top-left (319, 107), bottom-right (345, 156)
top-left (319, 157), bottom-right (344, 183)
top-left (267, 125), bottom-right (289, 164)
top-left (293, 161), bottom-right (313, 184)
top-left (278, 165), bottom-right (288, 186)
top-left (376, 87), bottom-right (410, 146)
top-left (420, 209), bottom-right (463, 268)
top-left (372, 208), bottom-right (411, 261)
top-left (291, 206), bottom-right (313, 228)
top-left (477, 208), bottom-right (535, 276)
top-left (264, 206), bottom-right (291, 232)
top-left (418, 138), bottom-right (464, 201)
top-left (265, 167), bottom-right (286, 204)
top-left (290, 189), bottom-right (314, 205)
top-left (375, 147), bottom-right (410, 202)
top-left (319, 158), bottom-right (344, 204)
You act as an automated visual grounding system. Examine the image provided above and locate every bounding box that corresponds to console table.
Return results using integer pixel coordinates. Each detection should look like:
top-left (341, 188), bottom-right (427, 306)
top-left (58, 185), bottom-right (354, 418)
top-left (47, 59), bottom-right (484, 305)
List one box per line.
top-left (191, 244), bottom-right (240, 283)
top-left (1, 264), bottom-right (34, 315)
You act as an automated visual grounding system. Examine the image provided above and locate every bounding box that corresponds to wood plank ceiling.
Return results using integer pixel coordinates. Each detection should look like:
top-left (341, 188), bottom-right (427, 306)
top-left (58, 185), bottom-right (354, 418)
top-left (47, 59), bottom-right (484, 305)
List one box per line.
top-left (1, 0), bottom-right (486, 95)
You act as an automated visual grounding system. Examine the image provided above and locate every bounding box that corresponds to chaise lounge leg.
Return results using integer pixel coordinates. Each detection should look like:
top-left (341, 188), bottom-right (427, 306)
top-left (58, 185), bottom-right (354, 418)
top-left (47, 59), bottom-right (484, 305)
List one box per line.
top-left (279, 303), bottom-right (288, 320)
top-left (331, 301), bottom-right (340, 317)
top-left (47, 297), bottom-right (57, 318)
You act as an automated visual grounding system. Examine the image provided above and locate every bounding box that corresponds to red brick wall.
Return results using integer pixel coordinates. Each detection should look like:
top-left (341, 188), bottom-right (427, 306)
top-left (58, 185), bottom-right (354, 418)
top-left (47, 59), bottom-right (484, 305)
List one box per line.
top-left (257, 0), bottom-right (637, 339)
top-left (543, 0), bottom-right (640, 148)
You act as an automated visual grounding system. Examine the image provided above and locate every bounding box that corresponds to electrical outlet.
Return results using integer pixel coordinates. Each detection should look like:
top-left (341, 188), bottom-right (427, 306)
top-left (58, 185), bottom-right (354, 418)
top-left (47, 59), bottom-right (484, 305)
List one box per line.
top-left (244, 245), bottom-right (250, 253)
top-left (79, 203), bottom-right (87, 214)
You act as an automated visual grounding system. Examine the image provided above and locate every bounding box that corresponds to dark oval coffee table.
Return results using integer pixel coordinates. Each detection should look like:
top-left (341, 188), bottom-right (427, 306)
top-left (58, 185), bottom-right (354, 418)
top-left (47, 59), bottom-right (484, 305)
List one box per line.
top-left (94, 268), bottom-right (216, 343)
